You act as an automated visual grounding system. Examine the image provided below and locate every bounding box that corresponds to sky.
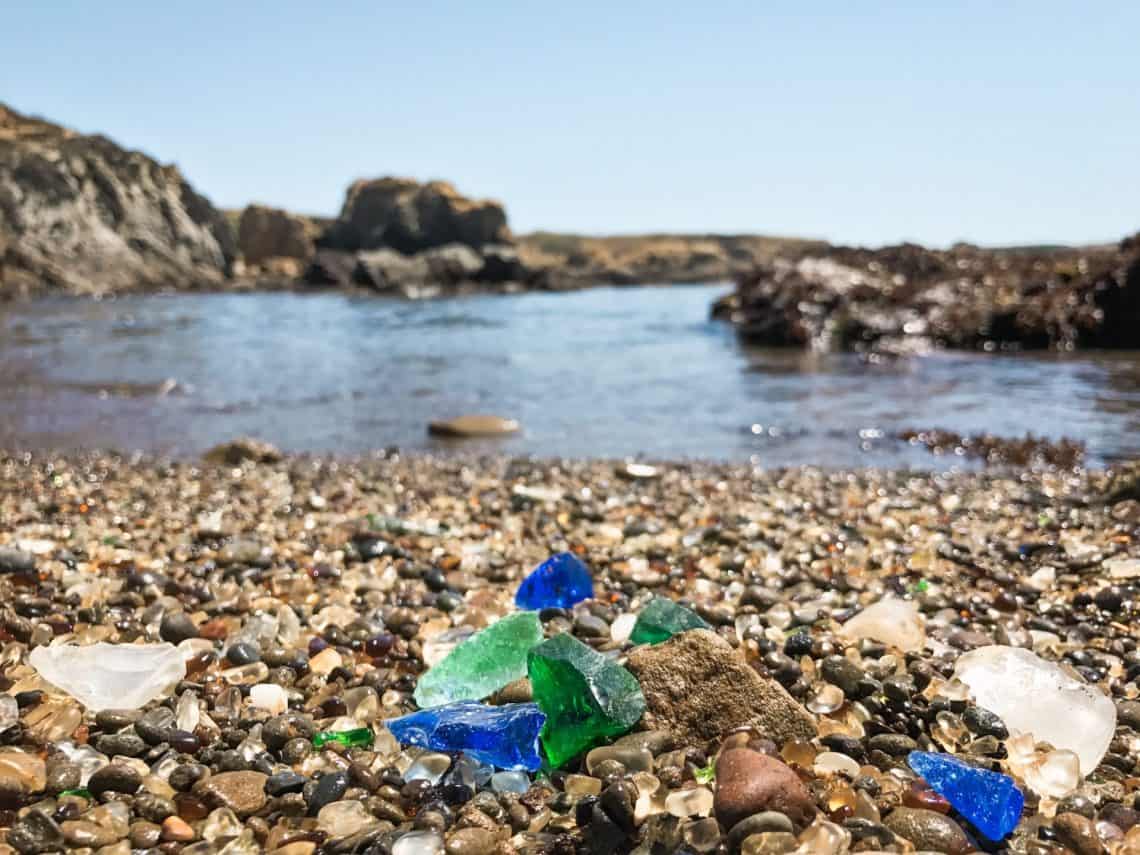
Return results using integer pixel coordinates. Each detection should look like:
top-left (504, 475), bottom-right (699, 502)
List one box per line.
top-left (4, 1), bottom-right (1138, 247)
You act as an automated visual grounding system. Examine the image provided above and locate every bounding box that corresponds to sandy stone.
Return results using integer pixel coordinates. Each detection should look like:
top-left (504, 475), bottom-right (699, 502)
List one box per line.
top-left (626, 629), bottom-right (817, 745)
top-left (193, 771), bottom-right (268, 817)
top-left (883, 807), bottom-right (972, 855)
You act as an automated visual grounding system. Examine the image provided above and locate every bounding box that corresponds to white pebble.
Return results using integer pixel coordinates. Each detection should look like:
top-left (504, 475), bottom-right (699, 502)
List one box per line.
top-left (392, 830), bottom-right (444, 855)
top-left (249, 683), bottom-right (288, 715)
top-left (954, 645), bottom-right (1115, 776)
top-left (839, 598), bottom-right (926, 652)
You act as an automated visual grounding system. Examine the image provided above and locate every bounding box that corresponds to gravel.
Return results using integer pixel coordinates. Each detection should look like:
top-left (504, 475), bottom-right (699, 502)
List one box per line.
top-left (0, 450), bottom-right (1134, 853)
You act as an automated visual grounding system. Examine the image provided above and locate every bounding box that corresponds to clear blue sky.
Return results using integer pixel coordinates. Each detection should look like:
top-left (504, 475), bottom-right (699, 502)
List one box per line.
top-left (4, 1), bottom-right (1138, 246)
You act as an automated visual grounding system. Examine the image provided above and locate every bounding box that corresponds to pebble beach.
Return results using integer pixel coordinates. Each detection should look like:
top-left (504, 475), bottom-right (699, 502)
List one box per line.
top-left (0, 449), bottom-right (1138, 855)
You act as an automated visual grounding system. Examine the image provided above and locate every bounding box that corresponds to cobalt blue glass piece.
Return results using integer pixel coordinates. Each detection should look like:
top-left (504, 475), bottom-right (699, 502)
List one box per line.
top-left (387, 701), bottom-right (546, 771)
top-left (908, 751), bottom-right (1024, 841)
top-left (515, 552), bottom-right (594, 610)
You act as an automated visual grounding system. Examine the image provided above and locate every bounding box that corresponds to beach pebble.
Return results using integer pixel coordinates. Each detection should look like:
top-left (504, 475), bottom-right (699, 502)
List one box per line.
top-left (713, 748), bottom-right (815, 829)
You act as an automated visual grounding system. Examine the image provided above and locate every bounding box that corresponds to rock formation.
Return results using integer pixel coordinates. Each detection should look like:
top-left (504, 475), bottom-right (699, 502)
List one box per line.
top-left (0, 103), bottom-right (235, 297)
top-left (713, 236), bottom-right (1140, 352)
top-left (319, 177), bottom-right (510, 254)
top-left (300, 177), bottom-right (532, 294)
top-left (236, 204), bottom-right (316, 268)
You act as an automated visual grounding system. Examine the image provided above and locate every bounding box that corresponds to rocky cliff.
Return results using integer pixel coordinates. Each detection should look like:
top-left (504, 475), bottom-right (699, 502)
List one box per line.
top-left (713, 237), bottom-right (1140, 352)
top-left (0, 103), bottom-right (235, 297)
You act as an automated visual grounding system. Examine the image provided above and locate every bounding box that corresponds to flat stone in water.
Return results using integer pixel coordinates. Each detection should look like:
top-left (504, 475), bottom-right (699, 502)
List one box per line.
top-left (629, 597), bottom-right (710, 645)
top-left (427, 415), bottom-right (519, 437)
top-left (515, 552), bottom-right (594, 610)
top-left (908, 751), bottom-right (1023, 840)
top-left (413, 612), bottom-right (542, 708)
top-left (29, 642), bottom-right (186, 711)
top-left (527, 633), bottom-right (644, 767)
top-left (953, 645), bottom-right (1116, 775)
top-left (387, 701), bottom-right (545, 770)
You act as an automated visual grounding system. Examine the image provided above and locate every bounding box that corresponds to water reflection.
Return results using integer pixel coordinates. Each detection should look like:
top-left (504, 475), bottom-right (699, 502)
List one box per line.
top-left (0, 287), bottom-right (1137, 466)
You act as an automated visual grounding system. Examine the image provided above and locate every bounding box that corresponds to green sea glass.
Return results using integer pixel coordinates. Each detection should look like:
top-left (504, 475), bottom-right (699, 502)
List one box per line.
top-left (312, 727), bottom-right (374, 749)
top-left (414, 612), bottom-right (544, 708)
top-left (629, 597), bottom-right (710, 645)
top-left (527, 633), bottom-right (645, 767)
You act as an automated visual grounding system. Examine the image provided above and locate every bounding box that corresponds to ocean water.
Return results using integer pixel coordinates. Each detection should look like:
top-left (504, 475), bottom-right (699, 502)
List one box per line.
top-left (1, 285), bottom-right (1138, 467)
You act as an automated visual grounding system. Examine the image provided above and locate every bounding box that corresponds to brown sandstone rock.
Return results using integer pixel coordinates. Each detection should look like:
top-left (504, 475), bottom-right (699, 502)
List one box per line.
top-left (625, 629), bottom-right (817, 746)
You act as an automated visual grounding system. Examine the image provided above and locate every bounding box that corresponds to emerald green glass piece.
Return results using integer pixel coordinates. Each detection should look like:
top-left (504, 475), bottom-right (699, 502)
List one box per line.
top-left (629, 596), bottom-right (710, 645)
top-left (527, 633), bottom-right (645, 767)
top-left (414, 612), bottom-right (543, 708)
top-left (312, 727), bottom-right (374, 749)
top-left (58, 788), bottom-right (92, 799)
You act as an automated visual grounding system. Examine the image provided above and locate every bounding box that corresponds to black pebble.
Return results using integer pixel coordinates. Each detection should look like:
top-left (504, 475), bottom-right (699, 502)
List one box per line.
top-left (306, 770), bottom-right (349, 815)
top-left (266, 770), bottom-right (307, 796)
top-left (225, 642), bottom-right (261, 665)
top-left (783, 630), bottom-right (813, 657)
top-left (159, 611), bottom-right (199, 644)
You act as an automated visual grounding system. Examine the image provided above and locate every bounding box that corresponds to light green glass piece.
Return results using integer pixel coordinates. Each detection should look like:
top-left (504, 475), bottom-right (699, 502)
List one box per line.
top-left (414, 612), bottom-right (543, 708)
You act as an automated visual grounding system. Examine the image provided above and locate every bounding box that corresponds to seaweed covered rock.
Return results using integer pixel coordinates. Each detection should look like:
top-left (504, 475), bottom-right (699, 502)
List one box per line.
top-left (715, 236), bottom-right (1140, 352)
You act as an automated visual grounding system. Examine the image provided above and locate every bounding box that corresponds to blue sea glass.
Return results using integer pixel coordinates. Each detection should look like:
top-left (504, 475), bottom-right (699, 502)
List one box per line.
top-left (515, 552), bottom-right (593, 610)
top-left (908, 751), bottom-right (1024, 841)
top-left (387, 701), bottom-right (546, 771)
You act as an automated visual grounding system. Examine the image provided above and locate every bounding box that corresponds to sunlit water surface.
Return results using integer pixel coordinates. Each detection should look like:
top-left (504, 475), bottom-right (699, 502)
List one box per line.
top-left (2, 285), bottom-right (1138, 467)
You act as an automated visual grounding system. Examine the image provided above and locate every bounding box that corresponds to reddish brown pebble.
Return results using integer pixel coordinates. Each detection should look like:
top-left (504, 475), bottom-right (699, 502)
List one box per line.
top-left (904, 783), bottom-right (952, 814)
top-left (198, 619), bottom-right (229, 640)
top-left (713, 747), bottom-right (816, 829)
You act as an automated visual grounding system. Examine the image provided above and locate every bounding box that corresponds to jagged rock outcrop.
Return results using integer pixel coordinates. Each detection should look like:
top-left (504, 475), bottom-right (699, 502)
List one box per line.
top-left (713, 236), bottom-right (1140, 352)
top-left (0, 103), bottom-right (235, 297)
top-left (319, 177), bottom-right (510, 254)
